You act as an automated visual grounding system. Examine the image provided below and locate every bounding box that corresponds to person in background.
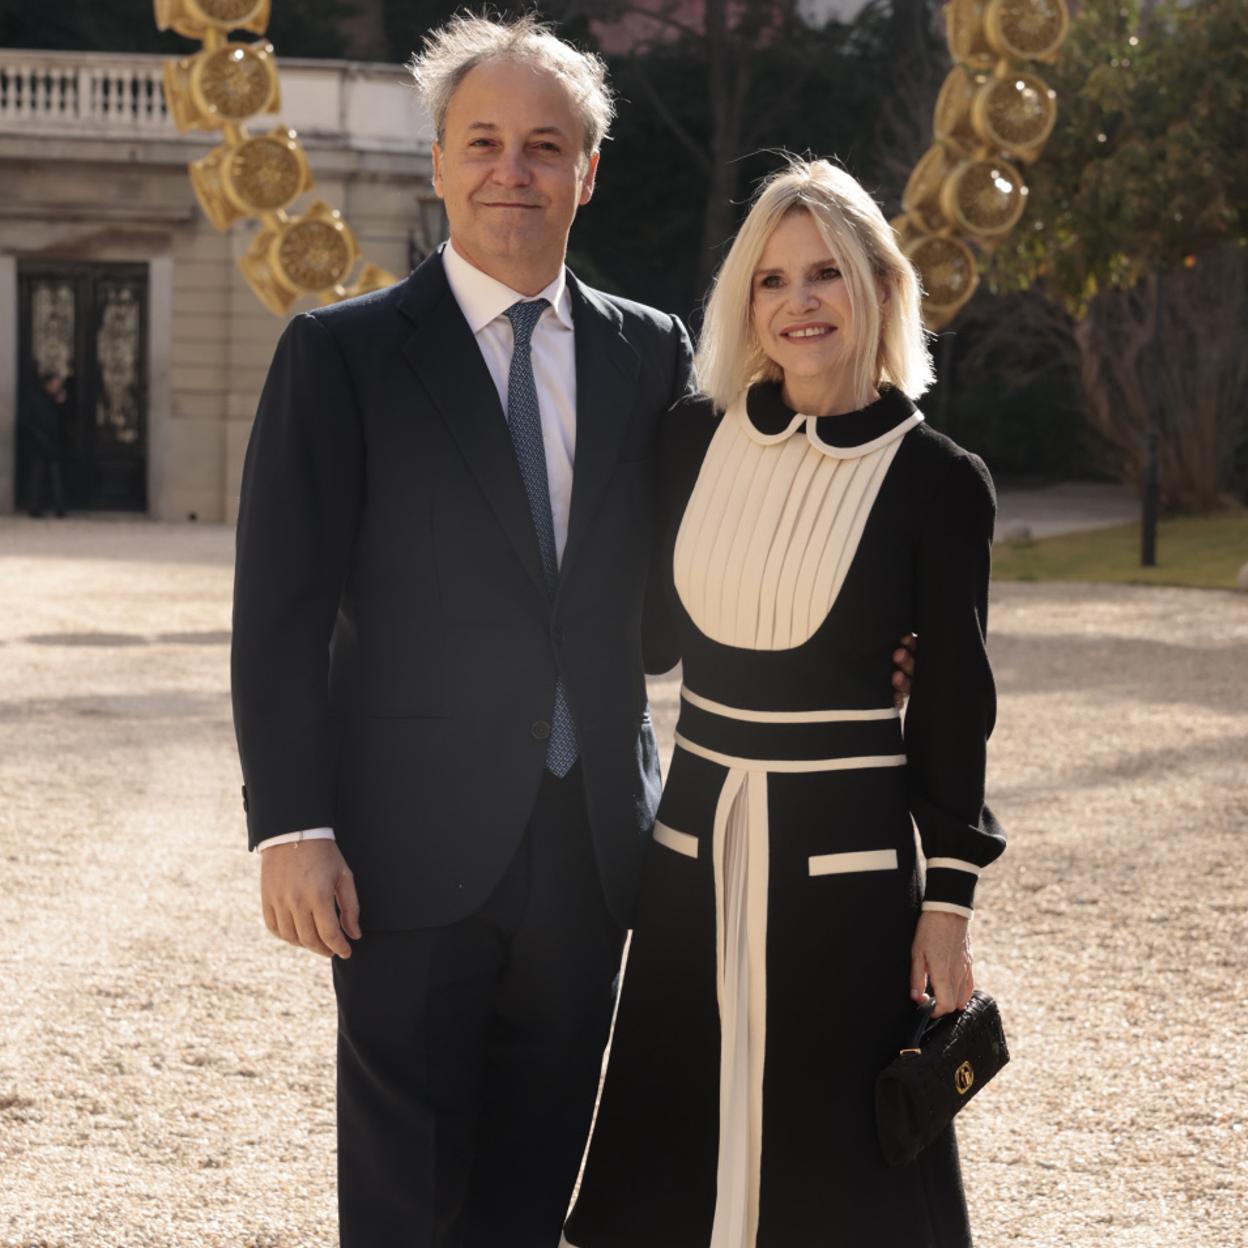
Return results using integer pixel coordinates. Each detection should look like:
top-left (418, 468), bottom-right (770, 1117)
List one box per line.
top-left (20, 371), bottom-right (67, 518)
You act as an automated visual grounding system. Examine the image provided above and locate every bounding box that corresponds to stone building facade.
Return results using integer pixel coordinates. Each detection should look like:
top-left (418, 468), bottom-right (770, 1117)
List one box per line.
top-left (0, 49), bottom-right (438, 523)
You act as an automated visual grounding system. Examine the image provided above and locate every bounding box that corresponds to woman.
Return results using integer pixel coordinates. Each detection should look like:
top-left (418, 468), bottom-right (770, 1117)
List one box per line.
top-left (562, 158), bottom-right (1005, 1247)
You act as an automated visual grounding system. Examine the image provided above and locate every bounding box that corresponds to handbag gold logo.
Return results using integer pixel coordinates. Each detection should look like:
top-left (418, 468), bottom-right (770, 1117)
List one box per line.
top-left (954, 1061), bottom-right (975, 1095)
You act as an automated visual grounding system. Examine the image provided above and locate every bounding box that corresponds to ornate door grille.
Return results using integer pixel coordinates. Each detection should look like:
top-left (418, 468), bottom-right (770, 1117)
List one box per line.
top-left (17, 262), bottom-right (149, 512)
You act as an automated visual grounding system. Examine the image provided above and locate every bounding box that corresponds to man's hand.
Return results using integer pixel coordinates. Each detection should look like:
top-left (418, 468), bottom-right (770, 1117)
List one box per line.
top-left (910, 910), bottom-right (973, 1018)
top-left (261, 840), bottom-right (362, 959)
top-left (892, 633), bottom-right (918, 709)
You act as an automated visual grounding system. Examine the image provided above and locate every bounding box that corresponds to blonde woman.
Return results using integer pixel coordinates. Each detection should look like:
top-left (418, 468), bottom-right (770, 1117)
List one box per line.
top-left (563, 159), bottom-right (1005, 1248)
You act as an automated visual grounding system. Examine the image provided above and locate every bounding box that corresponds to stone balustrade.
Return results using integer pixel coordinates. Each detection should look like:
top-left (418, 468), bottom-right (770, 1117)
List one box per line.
top-left (0, 49), bottom-right (431, 151)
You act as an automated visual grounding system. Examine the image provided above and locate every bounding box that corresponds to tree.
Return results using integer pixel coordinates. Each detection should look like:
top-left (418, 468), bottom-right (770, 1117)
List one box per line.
top-left (0, 0), bottom-right (362, 62)
top-left (985, 0), bottom-right (1248, 509)
top-left (571, 0), bottom-right (938, 295)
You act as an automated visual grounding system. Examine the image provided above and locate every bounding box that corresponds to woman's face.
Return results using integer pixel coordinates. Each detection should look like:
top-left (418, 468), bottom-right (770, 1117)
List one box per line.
top-left (751, 209), bottom-right (857, 388)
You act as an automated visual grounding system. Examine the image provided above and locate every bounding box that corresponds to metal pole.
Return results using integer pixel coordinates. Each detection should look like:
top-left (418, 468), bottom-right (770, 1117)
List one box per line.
top-left (1141, 268), bottom-right (1163, 566)
top-left (936, 331), bottom-right (954, 431)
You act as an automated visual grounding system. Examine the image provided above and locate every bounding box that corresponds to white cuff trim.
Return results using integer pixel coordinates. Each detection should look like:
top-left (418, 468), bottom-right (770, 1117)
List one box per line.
top-left (922, 900), bottom-right (975, 919)
top-left (925, 857), bottom-right (982, 877)
top-left (257, 827), bottom-right (336, 851)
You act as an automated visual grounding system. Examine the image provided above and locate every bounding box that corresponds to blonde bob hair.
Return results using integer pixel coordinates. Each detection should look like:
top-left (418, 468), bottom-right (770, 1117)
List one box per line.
top-left (696, 158), bottom-right (934, 412)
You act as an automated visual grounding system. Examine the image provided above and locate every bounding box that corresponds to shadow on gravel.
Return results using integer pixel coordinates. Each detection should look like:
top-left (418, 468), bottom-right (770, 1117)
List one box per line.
top-left (24, 632), bottom-right (148, 647)
top-left (991, 632), bottom-right (1243, 713)
top-left (22, 630), bottom-right (231, 647)
top-left (0, 692), bottom-right (230, 721)
top-left (990, 732), bottom-right (1248, 801)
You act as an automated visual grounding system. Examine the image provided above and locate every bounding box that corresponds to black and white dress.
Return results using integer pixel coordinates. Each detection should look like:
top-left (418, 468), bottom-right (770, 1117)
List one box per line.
top-left (562, 384), bottom-right (1006, 1248)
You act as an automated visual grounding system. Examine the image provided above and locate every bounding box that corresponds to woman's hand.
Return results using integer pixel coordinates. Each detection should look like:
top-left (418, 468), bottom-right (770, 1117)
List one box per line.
top-left (910, 910), bottom-right (973, 1018)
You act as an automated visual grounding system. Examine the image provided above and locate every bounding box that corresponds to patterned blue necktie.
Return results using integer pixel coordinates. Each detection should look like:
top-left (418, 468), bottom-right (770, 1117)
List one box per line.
top-left (504, 298), bottom-right (578, 777)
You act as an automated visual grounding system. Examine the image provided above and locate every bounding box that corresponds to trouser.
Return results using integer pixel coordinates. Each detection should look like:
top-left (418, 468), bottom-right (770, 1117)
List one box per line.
top-left (25, 453), bottom-right (65, 515)
top-left (332, 763), bottom-right (627, 1248)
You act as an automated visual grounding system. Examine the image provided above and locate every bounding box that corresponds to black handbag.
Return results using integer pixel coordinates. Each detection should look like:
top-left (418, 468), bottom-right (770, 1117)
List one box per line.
top-left (874, 989), bottom-right (1009, 1168)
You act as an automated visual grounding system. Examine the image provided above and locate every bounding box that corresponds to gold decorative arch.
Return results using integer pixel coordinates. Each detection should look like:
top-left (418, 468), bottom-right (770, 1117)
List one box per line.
top-left (154, 0), bottom-right (398, 315)
top-left (895, 0), bottom-right (1070, 329)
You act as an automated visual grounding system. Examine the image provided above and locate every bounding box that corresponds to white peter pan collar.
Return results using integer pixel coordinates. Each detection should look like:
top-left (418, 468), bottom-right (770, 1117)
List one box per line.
top-left (735, 383), bottom-right (925, 460)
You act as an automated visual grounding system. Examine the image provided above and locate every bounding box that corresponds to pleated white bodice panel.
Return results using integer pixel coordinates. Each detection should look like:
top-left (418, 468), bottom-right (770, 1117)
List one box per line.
top-left (673, 391), bottom-right (923, 652)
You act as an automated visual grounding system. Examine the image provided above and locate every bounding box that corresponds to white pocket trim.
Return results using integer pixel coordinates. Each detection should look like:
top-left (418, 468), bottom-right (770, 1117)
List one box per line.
top-left (654, 821), bottom-right (699, 859)
top-left (807, 848), bottom-right (898, 876)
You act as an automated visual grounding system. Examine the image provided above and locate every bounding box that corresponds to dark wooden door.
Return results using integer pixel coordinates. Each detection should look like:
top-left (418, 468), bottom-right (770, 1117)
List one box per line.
top-left (16, 262), bottom-right (149, 512)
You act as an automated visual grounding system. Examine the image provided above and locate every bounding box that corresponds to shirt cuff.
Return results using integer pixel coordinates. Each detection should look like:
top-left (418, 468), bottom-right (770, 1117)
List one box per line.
top-left (921, 856), bottom-right (981, 916)
top-left (256, 827), bottom-right (336, 852)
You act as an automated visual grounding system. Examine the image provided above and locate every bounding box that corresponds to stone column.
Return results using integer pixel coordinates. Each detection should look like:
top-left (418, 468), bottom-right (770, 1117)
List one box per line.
top-left (0, 255), bottom-right (16, 514)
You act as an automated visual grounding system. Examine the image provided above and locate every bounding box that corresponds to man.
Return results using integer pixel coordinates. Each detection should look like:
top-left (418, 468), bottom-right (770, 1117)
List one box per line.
top-left (20, 372), bottom-right (67, 518)
top-left (232, 15), bottom-right (915, 1247)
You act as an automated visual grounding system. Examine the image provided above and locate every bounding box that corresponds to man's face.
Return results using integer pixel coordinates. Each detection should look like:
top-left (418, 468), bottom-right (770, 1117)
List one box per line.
top-left (432, 58), bottom-right (598, 280)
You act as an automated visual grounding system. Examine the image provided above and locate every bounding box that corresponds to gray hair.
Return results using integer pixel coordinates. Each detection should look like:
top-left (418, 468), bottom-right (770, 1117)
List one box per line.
top-left (408, 13), bottom-right (615, 162)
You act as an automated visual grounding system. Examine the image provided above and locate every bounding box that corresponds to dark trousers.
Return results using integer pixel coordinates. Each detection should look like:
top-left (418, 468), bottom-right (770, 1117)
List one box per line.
top-left (25, 453), bottom-right (65, 516)
top-left (332, 764), bottom-right (627, 1248)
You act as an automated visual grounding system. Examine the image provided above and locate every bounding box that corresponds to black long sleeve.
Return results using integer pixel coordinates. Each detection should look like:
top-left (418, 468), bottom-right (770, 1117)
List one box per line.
top-left (641, 319), bottom-right (698, 676)
top-left (231, 312), bottom-right (364, 848)
top-left (904, 450), bottom-right (1006, 914)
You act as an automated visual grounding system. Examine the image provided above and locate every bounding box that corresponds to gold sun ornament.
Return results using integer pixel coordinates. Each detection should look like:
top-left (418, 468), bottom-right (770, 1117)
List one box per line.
top-left (190, 126), bottom-right (312, 230)
top-left (895, 0), bottom-right (1069, 329)
top-left (155, 0), bottom-right (398, 315)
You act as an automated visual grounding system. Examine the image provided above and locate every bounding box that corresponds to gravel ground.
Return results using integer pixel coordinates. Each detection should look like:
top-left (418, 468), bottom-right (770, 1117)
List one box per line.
top-left (1, 516), bottom-right (1244, 1248)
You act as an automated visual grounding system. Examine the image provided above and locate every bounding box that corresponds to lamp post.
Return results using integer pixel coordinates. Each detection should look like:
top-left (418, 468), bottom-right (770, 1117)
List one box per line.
top-left (1141, 267), bottom-right (1163, 567)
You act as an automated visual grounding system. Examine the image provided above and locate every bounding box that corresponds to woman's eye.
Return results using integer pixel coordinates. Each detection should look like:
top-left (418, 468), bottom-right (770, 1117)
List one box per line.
top-left (759, 275), bottom-right (782, 289)
top-left (818, 266), bottom-right (842, 281)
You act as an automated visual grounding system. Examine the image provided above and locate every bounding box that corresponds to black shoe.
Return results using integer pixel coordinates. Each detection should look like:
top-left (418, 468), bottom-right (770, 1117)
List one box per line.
top-left (55, 511), bottom-right (67, 518)
top-left (27, 510), bottom-right (43, 518)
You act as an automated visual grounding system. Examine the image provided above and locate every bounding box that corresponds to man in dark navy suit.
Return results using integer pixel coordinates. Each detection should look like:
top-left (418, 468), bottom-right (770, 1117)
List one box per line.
top-left (232, 15), bottom-right (915, 1247)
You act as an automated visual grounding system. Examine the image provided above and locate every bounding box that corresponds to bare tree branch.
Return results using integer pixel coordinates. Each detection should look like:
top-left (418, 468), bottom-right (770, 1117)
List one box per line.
top-left (627, 54), bottom-right (712, 170)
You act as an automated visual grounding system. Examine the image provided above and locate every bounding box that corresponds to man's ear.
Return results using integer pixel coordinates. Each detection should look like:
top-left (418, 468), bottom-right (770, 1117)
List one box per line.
top-left (432, 142), bottom-right (445, 200)
top-left (579, 151), bottom-right (600, 206)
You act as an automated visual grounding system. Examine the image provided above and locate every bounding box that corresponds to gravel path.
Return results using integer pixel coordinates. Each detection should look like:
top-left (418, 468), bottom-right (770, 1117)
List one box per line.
top-left (1, 516), bottom-right (1244, 1248)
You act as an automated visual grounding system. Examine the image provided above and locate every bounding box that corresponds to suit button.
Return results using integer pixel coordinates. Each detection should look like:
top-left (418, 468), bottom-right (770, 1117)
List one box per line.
top-left (531, 720), bottom-right (551, 740)
top-left (552, 626), bottom-right (566, 644)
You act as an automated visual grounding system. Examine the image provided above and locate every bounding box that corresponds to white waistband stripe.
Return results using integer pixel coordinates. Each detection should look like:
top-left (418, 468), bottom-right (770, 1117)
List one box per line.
top-left (675, 733), bottom-right (906, 774)
top-left (681, 687), bottom-right (900, 724)
top-left (654, 822), bottom-right (700, 859)
top-left (926, 857), bottom-right (982, 877)
top-left (808, 848), bottom-right (899, 876)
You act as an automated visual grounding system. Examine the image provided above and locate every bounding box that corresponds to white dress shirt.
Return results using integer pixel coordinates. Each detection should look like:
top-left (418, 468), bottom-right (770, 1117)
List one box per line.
top-left (257, 242), bottom-right (579, 852)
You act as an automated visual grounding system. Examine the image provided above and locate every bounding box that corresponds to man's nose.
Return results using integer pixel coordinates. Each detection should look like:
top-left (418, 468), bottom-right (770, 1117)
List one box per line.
top-left (491, 146), bottom-right (532, 187)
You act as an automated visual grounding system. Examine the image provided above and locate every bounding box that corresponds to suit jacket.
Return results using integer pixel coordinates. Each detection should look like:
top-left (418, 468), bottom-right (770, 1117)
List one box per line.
top-left (231, 251), bottom-right (694, 930)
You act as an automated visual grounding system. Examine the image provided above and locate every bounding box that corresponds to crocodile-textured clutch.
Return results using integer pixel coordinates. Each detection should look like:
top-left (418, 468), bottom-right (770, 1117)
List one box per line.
top-left (874, 989), bottom-right (1010, 1168)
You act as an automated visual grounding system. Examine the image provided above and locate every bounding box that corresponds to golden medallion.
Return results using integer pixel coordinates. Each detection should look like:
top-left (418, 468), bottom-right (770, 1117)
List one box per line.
top-left (224, 130), bottom-right (310, 213)
top-left (906, 235), bottom-right (979, 328)
top-left (986, 0), bottom-right (1070, 63)
top-left (942, 158), bottom-right (1028, 238)
top-left (194, 42), bottom-right (279, 122)
top-left (973, 73), bottom-right (1057, 155)
top-left (272, 204), bottom-right (358, 292)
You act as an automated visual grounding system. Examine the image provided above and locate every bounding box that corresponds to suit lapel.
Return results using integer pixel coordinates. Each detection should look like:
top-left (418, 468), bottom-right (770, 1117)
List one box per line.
top-left (561, 273), bottom-right (641, 589)
top-left (397, 255), bottom-right (549, 602)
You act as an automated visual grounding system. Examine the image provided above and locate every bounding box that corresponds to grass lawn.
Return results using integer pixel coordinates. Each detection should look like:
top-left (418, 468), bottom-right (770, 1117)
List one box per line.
top-left (992, 510), bottom-right (1248, 591)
